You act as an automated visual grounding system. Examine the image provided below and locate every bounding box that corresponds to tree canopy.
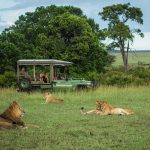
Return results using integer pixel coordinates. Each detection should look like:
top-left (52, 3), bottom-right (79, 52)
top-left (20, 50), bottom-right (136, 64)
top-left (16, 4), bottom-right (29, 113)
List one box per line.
top-left (0, 5), bottom-right (113, 76)
top-left (99, 3), bottom-right (144, 71)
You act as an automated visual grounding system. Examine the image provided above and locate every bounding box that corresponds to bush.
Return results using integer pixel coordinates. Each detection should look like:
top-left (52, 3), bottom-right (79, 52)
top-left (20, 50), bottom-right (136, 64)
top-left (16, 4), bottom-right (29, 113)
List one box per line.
top-left (128, 66), bottom-right (150, 81)
top-left (0, 74), bottom-right (6, 87)
top-left (0, 71), bottom-right (16, 87)
top-left (99, 71), bottom-right (133, 86)
top-left (98, 66), bottom-right (150, 86)
top-left (86, 71), bottom-right (100, 81)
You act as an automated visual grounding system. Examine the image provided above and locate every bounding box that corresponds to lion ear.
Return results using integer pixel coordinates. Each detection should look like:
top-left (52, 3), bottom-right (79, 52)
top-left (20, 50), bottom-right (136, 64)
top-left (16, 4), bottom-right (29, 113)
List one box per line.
top-left (44, 92), bottom-right (48, 95)
top-left (12, 101), bottom-right (18, 105)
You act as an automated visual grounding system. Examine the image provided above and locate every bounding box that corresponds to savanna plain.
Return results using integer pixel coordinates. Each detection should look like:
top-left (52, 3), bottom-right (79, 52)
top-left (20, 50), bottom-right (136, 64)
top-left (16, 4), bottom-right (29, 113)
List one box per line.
top-left (0, 86), bottom-right (150, 150)
top-left (112, 52), bottom-right (150, 66)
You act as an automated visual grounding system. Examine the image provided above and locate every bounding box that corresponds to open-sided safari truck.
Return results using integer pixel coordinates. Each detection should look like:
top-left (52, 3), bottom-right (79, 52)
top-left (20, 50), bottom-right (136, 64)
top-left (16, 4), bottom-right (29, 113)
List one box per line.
top-left (17, 59), bottom-right (94, 91)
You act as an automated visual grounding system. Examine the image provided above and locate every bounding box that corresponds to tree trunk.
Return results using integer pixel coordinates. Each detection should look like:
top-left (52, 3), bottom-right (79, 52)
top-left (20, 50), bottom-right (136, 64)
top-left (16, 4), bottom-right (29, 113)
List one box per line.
top-left (120, 42), bottom-right (129, 72)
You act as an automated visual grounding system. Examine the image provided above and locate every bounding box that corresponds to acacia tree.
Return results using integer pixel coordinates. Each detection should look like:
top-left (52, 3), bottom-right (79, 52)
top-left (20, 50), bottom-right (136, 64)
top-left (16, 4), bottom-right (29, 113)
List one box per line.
top-left (99, 3), bottom-right (144, 71)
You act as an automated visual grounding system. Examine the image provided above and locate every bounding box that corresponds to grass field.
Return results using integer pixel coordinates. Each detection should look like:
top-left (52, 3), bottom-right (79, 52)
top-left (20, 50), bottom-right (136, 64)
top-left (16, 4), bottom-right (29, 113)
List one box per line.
top-left (112, 52), bottom-right (150, 66)
top-left (0, 86), bottom-right (150, 150)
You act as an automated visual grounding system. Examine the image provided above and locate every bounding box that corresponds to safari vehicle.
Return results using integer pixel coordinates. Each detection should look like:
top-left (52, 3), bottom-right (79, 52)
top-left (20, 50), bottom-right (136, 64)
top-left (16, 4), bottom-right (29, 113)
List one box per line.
top-left (17, 59), bottom-right (94, 91)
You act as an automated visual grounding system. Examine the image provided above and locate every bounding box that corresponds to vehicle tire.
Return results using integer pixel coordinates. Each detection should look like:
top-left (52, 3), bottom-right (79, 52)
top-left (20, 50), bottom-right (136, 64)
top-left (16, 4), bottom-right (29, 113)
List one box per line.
top-left (18, 78), bottom-right (31, 91)
top-left (76, 85), bottom-right (87, 90)
top-left (92, 79), bottom-right (97, 88)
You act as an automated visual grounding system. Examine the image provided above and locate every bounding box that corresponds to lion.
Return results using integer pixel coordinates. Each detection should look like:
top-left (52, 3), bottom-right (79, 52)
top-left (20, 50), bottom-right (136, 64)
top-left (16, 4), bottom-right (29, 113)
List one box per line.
top-left (96, 101), bottom-right (134, 115)
top-left (0, 101), bottom-right (26, 129)
top-left (43, 92), bottom-right (64, 103)
top-left (81, 100), bottom-right (134, 115)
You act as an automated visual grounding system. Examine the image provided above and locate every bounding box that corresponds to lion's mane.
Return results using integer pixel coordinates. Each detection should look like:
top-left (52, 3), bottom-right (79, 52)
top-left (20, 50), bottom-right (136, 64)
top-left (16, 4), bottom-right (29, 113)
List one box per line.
top-left (0, 101), bottom-right (25, 129)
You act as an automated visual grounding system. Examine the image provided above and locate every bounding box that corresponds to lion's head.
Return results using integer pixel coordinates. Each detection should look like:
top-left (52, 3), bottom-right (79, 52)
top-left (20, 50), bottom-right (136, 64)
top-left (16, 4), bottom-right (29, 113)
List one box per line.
top-left (43, 92), bottom-right (64, 103)
top-left (44, 92), bottom-right (52, 98)
top-left (96, 100), bottom-right (113, 112)
top-left (43, 92), bottom-right (52, 102)
top-left (0, 101), bottom-right (25, 123)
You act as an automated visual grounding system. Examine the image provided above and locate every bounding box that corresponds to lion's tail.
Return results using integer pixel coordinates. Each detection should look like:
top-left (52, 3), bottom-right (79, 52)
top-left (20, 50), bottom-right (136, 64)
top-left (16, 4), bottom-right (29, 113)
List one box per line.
top-left (80, 107), bottom-right (86, 115)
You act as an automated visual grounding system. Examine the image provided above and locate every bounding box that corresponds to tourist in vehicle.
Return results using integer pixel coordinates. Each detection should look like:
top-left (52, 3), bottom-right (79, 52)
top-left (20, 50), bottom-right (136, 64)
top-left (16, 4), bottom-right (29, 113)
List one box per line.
top-left (40, 72), bottom-right (49, 83)
top-left (20, 67), bottom-right (31, 80)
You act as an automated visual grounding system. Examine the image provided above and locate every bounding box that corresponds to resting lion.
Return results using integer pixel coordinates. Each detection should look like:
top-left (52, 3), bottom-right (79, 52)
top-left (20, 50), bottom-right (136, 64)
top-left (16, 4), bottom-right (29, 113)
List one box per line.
top-left (0, 101), bottom-right (26, 129)
top-left (43, 92), bottom-right (64, 103)
top-left (81, 100), bottom-right (134, 115)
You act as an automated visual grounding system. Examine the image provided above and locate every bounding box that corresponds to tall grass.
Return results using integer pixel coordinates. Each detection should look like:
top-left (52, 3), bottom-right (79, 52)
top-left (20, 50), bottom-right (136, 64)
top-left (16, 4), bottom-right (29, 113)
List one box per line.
top-left (0, 86), bottom-right (150, 150)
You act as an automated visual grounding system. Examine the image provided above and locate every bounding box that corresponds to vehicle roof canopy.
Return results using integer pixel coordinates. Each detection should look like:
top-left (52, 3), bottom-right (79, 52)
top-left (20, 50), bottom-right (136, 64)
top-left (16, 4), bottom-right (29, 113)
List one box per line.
top-left (17, 59), bottom-right (73, 66)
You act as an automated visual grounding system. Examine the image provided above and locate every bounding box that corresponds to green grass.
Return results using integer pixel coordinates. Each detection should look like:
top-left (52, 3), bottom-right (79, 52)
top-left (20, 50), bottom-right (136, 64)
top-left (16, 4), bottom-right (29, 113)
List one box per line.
top-left (112, 52), bottom-right (150, 66)
top-left (0, 86), bottom-right (150, 150)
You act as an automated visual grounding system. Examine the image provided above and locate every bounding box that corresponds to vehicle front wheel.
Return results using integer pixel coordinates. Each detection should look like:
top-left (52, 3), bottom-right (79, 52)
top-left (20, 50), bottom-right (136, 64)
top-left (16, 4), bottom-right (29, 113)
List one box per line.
top-left (18, 78), bottom-right (31, 91)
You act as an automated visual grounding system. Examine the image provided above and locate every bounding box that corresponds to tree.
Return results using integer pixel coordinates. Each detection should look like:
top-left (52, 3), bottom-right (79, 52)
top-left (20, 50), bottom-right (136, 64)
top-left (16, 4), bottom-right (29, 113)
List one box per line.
top-left (99, 3), bottom-right (144, 72)
top-left (0, 5), bottom-right (114, 76)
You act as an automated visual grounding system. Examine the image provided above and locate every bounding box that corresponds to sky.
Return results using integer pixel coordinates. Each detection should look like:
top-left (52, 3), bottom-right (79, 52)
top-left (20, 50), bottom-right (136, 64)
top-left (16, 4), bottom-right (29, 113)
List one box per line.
top-left (0, 0), bottom-right (150, 50)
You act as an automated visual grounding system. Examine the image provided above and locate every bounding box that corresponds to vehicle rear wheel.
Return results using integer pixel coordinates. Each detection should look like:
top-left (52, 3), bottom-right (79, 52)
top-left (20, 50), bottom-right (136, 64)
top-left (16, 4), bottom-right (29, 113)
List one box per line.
top-left (92, 79), bottom-right (97, 88)
top-left (18, 78), bottom-right (31, 91)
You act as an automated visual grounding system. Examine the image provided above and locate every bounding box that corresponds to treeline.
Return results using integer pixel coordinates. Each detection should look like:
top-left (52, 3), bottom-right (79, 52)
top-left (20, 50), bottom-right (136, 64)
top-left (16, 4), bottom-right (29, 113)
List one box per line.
top-left (0, 5), bottom-right (113, 75)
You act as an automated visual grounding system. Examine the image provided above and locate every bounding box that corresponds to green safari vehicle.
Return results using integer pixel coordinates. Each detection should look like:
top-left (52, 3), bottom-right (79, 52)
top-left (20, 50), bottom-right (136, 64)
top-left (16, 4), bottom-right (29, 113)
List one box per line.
top-left (17, 59), bottom-right (94, 91)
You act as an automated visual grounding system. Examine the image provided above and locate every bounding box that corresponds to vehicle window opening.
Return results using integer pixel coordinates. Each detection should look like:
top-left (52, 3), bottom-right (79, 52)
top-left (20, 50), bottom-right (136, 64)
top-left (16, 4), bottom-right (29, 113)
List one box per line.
top-left (54, 65), bottom-right (69, 80)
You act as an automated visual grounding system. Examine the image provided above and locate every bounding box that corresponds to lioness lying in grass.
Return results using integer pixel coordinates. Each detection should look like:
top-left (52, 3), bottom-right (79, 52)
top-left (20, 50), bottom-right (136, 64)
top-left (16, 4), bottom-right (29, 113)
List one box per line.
top-left (81, 100), bottom-right (134, 115)
top-left (43, 92), bottom-right (64, 103)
